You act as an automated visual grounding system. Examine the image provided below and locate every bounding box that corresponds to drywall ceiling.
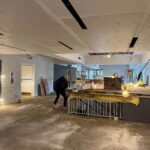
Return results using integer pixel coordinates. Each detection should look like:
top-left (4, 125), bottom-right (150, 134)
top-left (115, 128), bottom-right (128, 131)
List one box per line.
top-left (0, 0), bottom-right (150, 59)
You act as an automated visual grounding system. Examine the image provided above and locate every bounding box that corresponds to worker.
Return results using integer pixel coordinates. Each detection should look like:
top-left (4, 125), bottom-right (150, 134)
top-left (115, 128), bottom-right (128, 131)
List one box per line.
top-left (53, 76), bottom-right (68, 109)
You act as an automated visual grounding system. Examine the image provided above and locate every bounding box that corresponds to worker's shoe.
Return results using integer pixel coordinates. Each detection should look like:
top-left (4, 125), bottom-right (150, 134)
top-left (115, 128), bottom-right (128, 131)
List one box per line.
top-left (53, 104), bottom-right (56, 109)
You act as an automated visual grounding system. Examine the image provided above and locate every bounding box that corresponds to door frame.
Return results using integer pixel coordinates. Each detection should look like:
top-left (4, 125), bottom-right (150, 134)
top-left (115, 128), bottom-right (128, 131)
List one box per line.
top-left (21, 64), bottom-right (35, 96)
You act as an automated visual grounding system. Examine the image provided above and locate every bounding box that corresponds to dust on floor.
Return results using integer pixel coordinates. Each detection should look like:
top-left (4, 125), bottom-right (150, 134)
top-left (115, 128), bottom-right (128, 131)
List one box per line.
top-left (0, 96), bottom-right (150, 150)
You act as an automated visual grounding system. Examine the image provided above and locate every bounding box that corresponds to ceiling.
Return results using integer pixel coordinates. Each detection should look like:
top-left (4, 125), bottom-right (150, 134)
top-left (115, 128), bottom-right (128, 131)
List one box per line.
top-left (0, 0), bottom-right (150, 59)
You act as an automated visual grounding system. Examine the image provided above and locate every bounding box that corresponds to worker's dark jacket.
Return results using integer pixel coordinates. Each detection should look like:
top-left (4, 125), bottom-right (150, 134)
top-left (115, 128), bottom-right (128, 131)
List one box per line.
top-left (54, 77), bottom-right (68, 92)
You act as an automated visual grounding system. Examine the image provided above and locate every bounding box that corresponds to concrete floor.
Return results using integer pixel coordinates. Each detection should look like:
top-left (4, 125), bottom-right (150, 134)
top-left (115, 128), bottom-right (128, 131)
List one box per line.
top-left (0, 96), bottom-right (150, 150)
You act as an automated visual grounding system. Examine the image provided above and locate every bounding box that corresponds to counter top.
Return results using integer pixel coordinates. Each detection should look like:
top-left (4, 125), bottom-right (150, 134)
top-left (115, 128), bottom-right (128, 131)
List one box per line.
top-left (67, 87), bottom-right (150, 98)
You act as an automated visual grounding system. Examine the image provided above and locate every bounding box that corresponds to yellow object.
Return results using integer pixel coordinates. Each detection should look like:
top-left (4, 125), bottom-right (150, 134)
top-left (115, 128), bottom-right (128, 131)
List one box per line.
top-left (133, 83), bottom-right (139, 88)
top-left (137, 80), bottom-right (144, 86)
top-left (124, 81), bottom-right (145, 90)
top-left (69, 92), bottom-right (140, 106)
top-left (122, 90), bottom-right (129, 98)
top-left (129, 82), bottom-right (133, 86)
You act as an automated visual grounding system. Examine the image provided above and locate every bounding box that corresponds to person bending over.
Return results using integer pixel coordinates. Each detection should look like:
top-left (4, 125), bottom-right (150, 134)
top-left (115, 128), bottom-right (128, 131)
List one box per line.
top-left (53, 76), bottom-right (68, 109)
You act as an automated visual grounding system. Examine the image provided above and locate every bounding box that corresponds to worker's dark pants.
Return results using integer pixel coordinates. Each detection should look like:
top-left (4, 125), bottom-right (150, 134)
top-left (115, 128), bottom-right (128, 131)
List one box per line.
top-left (54, 90), bottom-right (67, 107)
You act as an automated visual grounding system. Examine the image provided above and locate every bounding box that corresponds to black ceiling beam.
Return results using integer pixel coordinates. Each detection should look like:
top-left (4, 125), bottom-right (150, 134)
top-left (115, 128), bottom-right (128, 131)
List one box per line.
top-left (129, 37), bottom-right (138, 48)
top-left (58, 41), bottom-right (73, 50)
top-left (88, 52), bottom-right (134, 56)
top-left (61, 0), bottom-right (87, 29)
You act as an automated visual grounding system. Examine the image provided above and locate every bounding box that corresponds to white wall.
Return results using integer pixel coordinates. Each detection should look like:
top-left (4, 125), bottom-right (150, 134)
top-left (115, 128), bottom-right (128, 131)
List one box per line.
top-left (56, 53), bottom-right (85, 64)
top-left (142, 52), bottom-right (150, 63)
top-left (35, 55), bottom-right (54, 95)
top-left (0, 55), bottom-right (21, 104)
top-left (0, 54), bottom-right (54, 105)
top-left (20, 55), bottom-right (54, 96)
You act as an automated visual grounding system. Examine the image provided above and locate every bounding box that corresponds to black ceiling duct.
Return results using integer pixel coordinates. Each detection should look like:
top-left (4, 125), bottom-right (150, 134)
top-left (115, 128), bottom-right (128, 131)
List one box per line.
top-left (61, 0), bottom-right (87, 29)
top-left (88, 52), bottom-right (133, 56)
top-left (129, 37), bottom-right (138, 48)
top-left (58, 41), bottom-right (73, 50)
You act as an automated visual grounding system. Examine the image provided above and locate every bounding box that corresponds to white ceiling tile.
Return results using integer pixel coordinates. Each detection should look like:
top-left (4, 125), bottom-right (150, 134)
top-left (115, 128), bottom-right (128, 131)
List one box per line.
top-left (63, 12), bottom-right (143, 52)
top-left (0, 0), bottom-right (149, 59)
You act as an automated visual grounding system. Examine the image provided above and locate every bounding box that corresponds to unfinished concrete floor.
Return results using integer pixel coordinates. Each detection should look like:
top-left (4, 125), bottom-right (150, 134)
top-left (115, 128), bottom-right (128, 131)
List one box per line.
top-left (0, 96), bottom-right (150, 150)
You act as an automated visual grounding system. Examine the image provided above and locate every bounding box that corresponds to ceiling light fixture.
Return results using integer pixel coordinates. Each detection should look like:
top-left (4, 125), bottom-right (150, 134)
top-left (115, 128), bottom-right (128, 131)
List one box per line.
top-left (61, 0), bottom-right (87, 29)
top-left (107, 54), bottom-right (111, 58)
top-left (129, 37), bottom-right (138, 48)
top-left (88, 52), bottom-right (133, 56)
top-left (58, 41), bottom-right (73, 50)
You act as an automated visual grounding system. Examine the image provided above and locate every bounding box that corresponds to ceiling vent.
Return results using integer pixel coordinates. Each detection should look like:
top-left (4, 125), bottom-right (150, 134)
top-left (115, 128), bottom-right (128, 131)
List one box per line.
top-left (88, 52), bottom-right (133, 56)
top-left (61, 0), bottom-right (87, 29)
top-left (58, 41), bottom-right (73, 50)
top-left (129, 37), bottom-right (138, 48)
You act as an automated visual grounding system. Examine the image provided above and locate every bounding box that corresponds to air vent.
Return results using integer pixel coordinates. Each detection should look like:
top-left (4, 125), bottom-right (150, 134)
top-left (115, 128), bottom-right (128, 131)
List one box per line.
top-left (61, 0), bottom-right (87, 29)
top-left (129, 37), bottom-right (138, 48)
top-left (0, 33), bottom-right (4, 36)
top-left (88, 52), bottom-right (133, 56)
top-left (58, 41), bottom-right (73, 50)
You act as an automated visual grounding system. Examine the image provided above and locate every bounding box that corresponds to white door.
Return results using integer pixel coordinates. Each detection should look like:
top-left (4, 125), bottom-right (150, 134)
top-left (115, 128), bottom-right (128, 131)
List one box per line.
top-left (21, 65), bottom-right (35, 96)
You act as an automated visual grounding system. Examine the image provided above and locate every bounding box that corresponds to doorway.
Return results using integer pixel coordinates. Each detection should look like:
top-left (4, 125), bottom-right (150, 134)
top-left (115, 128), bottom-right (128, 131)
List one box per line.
top-left (21, 64), bottom-right (35, 96)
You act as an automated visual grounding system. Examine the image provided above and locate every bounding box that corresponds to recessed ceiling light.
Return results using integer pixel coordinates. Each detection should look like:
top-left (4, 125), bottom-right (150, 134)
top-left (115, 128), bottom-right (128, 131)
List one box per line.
top-left (107, 54), bottom-right (111, 58)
